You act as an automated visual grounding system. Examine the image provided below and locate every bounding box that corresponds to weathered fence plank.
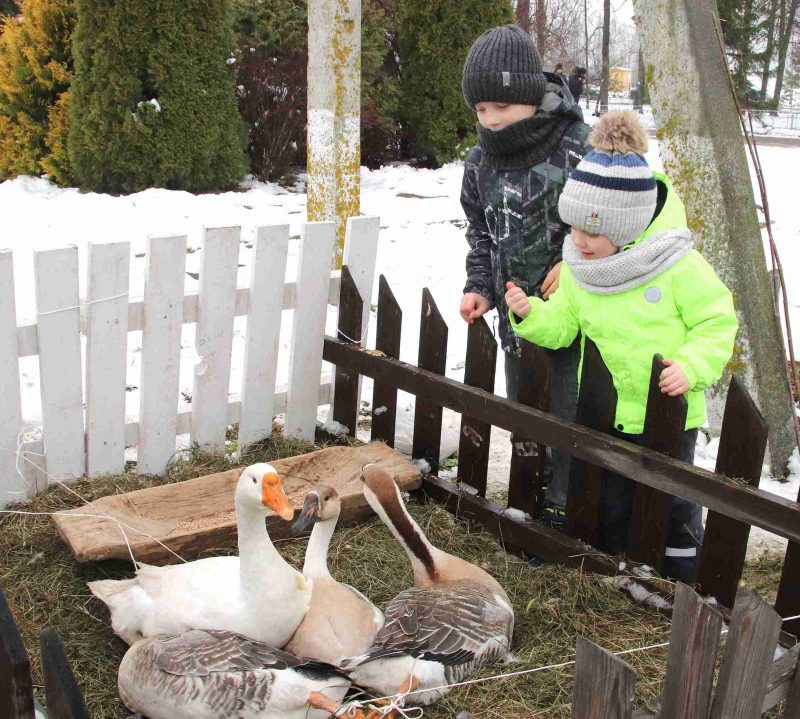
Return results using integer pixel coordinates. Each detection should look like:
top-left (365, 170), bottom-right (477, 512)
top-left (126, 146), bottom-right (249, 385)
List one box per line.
top-left (341, 216), bottom-right (379, 348)
top-left (776, 541), bottom-right (800, 640)
top-left (784, 653), bottom-right (800, 718)
top-left (565, 338), bottom-right (616, 545)
top-left (457, 317), bottom-right (496, 496)
top-left (0, 251), bottom-right (25, 504)
top-left (85, 241), bottom-right (130, 477)
top-left (659, 583), bottom-right (723, 719)
top-left (0, 586), bottom-right (34, 719)
top-left (697, 376), bottom-right (768, 608)
top-left (411, 289), bottom-right (448, 475)
top-left (332, 266), bottom-right (363, 436)
top-left (138, 234), bottom-right (187, 475)
top-left (285, 222), bottom-right (337, 440)
top-left (34, 246), bottom-right (84, 480)
top-left (238, 224), bottom-right (289, 451)
top-left (709, 587), bottom-right (782, 719)
top-left (371, 275), bottom-right (401, 447)
top-left (40, 629), bottom-right (90, 719)
top-left (190, 226), bottom-right (240, 453)
top-left (507, 340), bottom-right (550, 518)
top-left (628, 355), bottom-right (688, 570)
top-left (761, 643), bottom-right (800, 712)
top-left (571, 636), bottom-right (636, 718)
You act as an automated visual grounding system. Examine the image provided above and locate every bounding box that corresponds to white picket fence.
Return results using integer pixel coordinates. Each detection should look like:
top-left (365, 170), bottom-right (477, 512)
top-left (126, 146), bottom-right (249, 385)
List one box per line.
top-left (0, 216), bottom-right (379, 507)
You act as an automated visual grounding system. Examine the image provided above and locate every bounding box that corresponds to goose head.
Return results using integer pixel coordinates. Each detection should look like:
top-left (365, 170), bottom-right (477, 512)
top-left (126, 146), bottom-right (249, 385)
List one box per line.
top-left (291, 486), bottom-right (341, 536)
top-left (236, 463), bottom-right (295, 521)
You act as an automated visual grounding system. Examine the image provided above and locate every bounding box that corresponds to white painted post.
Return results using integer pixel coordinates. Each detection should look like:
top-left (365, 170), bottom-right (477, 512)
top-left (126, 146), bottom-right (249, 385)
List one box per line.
top-left (0, 250), bottom-right (25, 504)
top-left (138, 235), bottom-right (186, 475)
top-left (342, 215), bottom-right (380, 346)
top-left (284, 222), bottom-right (337, 440)
top-left (33, 246), bottom-right (85, 480)
top-left (238, 225), bottom-right (290, 452)
top-left (85, 241), bottom-right (130, 476)
top-left (190, 226), bottom-right (240, 453)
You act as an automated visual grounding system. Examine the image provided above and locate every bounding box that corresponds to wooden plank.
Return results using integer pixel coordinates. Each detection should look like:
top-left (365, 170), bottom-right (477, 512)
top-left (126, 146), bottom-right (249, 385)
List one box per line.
top-left (709, 587), bottom-right (782, 719)
top-left (321, 338), bottom-right (800, 544)
top-left (411, 288), bottom-right (448, 475)
top-left (0, 251), bottom-right (25, 505)
top-left (238, 225), bottom-right (289, 451)
top-left (565, 337), bottom-right (617, 545)
top-left (507, 339), bottom-right (549, 517)
top-left (571, 636), bottom-right (636, 719)
top-left (332, 266), bottom-right (363, 437)
top-left (190, 226), bottom-right (240, 452)
top-left (371, 275), bottom-right (401, 447)
top-left (697, 376), bottom-right (768, 608)
top-left (660, 583), bottom-right (723, 719)
top-left (0, 586), bottom-right (35, 719)
top-left (777, 541), bottom-right (800, 639)
top-left (137, 235), bottom-right (187, 475)
top-left (40, 629), bottom-right (90, 719)
top-left (422, 475), bottom-right (619, 574)
top-left (761, 642), bottom-right (800, 712)
top-left (341, 216), bottom-right (379, 348)
top-left (628, 355), bottom-right (688, 569)
top-left (784, 650), bottom-right (800, 718)
top-left (457, 317), bottom-right (496, 496)
top-left (34, 246), bottom-right (84, 480)
top-left (85, 241), bottom-right (130, 477)
top-left (285, 222), bottom-right (337, 441)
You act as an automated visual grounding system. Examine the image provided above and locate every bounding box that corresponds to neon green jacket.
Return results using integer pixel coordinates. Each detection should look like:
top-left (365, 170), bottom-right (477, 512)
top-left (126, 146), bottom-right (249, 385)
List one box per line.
top-left (509, 173), bottom-right (738, 434)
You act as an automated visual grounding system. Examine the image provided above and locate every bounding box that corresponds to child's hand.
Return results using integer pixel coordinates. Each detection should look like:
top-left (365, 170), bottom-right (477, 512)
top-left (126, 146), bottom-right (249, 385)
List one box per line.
top-left (505, 281), bottom-right (531, 319)
top-left (541, 261), bottom-right (563, 300)
top-left (459, 292), bottom-right (491, 324)
top-left (659, 359), bottom-right (689, 396)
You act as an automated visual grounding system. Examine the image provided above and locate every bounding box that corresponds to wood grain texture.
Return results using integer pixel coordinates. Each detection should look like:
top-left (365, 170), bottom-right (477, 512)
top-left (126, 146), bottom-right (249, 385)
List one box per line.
top-left (761, 642), bottom-right (800, 712)
top-left (784, 650), bottom-right (800, 718)
top-left (370, 275), bottom-right (401, 447)
top-left (0, 586), bottom-right (34, 719)
top-left (40, 629), bottom-right (90, 719)
top-left (332, 265), bottom-right (363, 436)
top-left (571, 636), bottom-right (635, 719)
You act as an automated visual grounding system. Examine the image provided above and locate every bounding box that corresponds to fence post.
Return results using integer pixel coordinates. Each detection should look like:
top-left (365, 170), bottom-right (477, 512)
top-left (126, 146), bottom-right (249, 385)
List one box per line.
top-left (457, 317), bottom-right (497, 497)
top-left (785, 659), bottom-right (800, 717)
top-left (411, 288), bottom-right (448, 475)
top-left (0, 587), bottom-right (34, 719)
top-left (371, 275), bottom-right (402, 447)
top-left (40, 629), bottom-right (90, 719)
top-left (696, 376), bottom-right (768, 608)
top-left (332, 266), bottom-right (363, 437)
top-left (627, 354), bottom-right (688, 570)
top-left (565, 338), bottom-right (616, 545)
top-left (507, 339), bottom-right (550, 518)
top-left (571, 636), bottom-right (635, 718)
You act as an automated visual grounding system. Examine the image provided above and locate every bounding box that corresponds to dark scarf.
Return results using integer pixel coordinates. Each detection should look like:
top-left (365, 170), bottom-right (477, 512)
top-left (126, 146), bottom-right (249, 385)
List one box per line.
top-left (477, 111), bottom-right (574, 170)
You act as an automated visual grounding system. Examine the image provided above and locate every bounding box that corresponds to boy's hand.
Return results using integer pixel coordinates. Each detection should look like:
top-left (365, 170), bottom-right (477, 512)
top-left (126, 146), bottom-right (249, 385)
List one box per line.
top-left (659, 359), bottom-right (690, 396)
top-left (541, 261), bottom-right (563, 300)
top-left (460, 292), bottom-right (491, 324)
top-left (505, 281), bottom-right (531, 319)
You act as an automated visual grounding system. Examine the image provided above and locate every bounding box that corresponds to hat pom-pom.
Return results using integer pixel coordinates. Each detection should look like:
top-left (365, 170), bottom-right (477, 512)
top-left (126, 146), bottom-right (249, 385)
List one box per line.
top-left (588, 111), bottom-right (649, 155)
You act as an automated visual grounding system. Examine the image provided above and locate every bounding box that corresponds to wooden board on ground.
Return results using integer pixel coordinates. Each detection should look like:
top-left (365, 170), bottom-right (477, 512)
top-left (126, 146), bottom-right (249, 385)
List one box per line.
top-left (52, 442), bottom-right (420, 564)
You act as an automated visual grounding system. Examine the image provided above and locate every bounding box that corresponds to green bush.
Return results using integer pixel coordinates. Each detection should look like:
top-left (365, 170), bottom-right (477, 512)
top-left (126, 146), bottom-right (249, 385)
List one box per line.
top-left (0, 0), bottom-right (75, 184)
top-left (68, 0), bottom-right (247, 193)
top-left (396, 0), bottom-right (513, 166)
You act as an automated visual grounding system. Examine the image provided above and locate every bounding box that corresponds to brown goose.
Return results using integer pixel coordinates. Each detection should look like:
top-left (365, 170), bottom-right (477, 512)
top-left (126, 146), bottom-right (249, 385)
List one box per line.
top-left (340, 465), bottom-right (514, 712)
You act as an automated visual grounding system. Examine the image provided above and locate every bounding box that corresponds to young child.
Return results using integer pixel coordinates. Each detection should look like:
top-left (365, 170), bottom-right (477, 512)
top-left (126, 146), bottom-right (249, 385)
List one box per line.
top-left (504, 112), bottom-right (738, 582)
top-left (460, 24), bottom-right (591, 524)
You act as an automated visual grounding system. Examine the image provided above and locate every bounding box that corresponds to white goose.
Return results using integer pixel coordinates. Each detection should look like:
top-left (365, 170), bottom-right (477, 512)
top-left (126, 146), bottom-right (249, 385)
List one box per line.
top-left (88, 464), bottom-right (311, 647)
top-left (340, 465), bottom-right (514, 713)
top-left (118, 629), bottom-right (351, 719)
top-left (284, 486), bottom-right (384, 665)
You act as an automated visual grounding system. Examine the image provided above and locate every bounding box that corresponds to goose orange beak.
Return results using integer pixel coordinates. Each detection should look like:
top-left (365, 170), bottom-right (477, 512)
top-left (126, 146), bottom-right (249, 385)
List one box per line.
top-left (261, 471), bottom-right (295, 521)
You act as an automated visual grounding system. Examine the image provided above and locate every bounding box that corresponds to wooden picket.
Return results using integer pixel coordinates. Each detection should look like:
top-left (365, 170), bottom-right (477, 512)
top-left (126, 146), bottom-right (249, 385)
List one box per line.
top-left (370, 274), bottom-right (402, 447)
top-left (40, 629), bottom-right (90, 719)
top-left (332, 266), bottom-right (363, 436)
top-left (571, 637), bottom-right (635, 718)
top-left (0, 586), bottom-right (34, 719)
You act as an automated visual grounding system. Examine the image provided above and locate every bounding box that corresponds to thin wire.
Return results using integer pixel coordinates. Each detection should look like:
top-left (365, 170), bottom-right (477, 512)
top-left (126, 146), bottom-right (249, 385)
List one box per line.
top-left (36, 291), bottom-right (129, 317)
top-left (337, 328), bottom-right (364, 344)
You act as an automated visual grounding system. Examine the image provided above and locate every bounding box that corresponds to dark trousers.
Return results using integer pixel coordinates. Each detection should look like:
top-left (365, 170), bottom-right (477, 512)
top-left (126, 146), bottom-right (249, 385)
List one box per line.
top-left (599, 428), bottom-right (704, 583)
top-left (504, 337), bottom-right (580, 508)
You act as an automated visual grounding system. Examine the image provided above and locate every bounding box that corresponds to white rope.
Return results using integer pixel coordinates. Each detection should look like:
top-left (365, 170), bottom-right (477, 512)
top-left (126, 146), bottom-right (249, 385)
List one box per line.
top-left (36, 291), bottom-right (129, 317)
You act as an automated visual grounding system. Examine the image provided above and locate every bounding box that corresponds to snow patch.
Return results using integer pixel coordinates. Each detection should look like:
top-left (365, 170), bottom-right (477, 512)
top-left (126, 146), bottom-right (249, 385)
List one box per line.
top-left (322, 419), bottom-right (350, 437)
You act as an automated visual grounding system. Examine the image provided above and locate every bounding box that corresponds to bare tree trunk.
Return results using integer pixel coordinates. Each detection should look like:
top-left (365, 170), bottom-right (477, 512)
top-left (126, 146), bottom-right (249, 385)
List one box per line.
top-left (632, 0), bottom-right (797, 475)
top-left (517, 0), bottom-right (531, 33)
top-left (535, 0), bottom-right (546, 56)
top-left (584, 0), bottom-right (590, 107)
top-left (773, 0), bottom-right (800, 104)
top-left (600, 0), bottom-right (610, 113)
top-left (761, 0), bottom-right (779, 102)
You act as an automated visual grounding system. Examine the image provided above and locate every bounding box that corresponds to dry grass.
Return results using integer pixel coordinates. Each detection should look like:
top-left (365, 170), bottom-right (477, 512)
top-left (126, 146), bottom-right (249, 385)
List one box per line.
top-left (0, 433), bottom-right (789, 718)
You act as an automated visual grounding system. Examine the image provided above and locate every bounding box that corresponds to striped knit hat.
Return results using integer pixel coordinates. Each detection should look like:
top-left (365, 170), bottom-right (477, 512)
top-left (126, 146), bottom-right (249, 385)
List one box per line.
top-left (558, 112), bottom-right (657, 247)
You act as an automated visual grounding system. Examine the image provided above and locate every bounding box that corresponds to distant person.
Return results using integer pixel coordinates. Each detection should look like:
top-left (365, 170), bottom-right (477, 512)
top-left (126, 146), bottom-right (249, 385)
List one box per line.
top-left (459, 24), bottom-right (591, 527)
top-left (554, 62), bottom-right (565, 78)
top-left (568, 66), bottom-right (587, 102)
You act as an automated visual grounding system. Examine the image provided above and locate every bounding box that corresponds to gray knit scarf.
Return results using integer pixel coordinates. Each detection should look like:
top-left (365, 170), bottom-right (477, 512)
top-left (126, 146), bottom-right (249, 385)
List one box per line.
top-left (563, 227), bottom-right (693, 294)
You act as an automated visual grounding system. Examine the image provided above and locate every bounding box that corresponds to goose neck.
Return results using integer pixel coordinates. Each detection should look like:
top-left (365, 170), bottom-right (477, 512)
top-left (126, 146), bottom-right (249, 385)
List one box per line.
top-left (302, 517), bottom-right (336, 579)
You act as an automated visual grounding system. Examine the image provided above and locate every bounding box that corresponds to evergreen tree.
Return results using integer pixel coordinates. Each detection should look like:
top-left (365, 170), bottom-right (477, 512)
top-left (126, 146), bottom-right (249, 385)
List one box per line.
top-left (0, 0), bottom-right (75, 183)
top-left (0, 0), bottom-right (19, 16)
top-left (69, 0), bottom-right (247, 193)
top-left (396, 0), bottom-right (514, 166)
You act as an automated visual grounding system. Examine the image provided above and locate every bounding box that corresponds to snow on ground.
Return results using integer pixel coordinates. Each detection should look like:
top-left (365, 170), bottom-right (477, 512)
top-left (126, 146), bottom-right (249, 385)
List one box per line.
top-left (1, 135), bottom-right (798, 558)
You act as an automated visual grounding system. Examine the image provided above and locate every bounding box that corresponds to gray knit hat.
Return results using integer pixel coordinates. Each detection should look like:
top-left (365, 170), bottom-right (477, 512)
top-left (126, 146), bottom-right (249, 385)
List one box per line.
top-left (462, 24), bottom-right (547, 109)
top-left (558, 112), bottom-right (658, 247)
